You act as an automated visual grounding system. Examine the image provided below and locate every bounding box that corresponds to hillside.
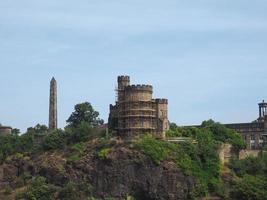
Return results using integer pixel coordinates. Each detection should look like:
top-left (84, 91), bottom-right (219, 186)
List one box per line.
top-left (0, 103), bottom-right (266, 200)
top-left (0, 137), bottom-right (196, 200)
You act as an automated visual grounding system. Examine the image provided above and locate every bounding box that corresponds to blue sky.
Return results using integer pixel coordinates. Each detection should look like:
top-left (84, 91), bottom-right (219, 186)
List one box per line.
top-left (0, 0), bottom-right (267, 132)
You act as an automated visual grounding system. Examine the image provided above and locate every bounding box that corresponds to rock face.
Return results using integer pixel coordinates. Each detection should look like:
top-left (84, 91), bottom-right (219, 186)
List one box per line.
top-left (82, 146), bottom-right (195, 200)
top-left (0, 140), bottom-right (195, 200)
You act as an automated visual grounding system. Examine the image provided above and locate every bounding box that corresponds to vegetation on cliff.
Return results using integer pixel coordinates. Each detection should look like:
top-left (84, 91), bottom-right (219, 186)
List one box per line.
top-left (0, 102), bottom-right (265, 200)
top-left (229, 152), bottom-right (267, 200)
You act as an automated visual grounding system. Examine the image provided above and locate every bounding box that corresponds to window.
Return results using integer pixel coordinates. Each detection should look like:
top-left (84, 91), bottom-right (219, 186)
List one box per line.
top-left (251, 135), bottom-right (255, 140)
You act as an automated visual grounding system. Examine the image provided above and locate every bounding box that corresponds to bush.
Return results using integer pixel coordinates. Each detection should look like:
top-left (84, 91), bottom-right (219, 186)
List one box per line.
top-left (43, 130), bottom-right (65, 150)
top-left (136, 135), bottom-right (170, 164)
top-left (97, 148), bottom-right (111, 158)
top-left (230, 175), bottom-right (267, 200)
top-left (67, 143), bottom-right (86, 163)
top-left (17, 176), bottom-right (57, 200)
top-left (3, 186), bottom-right (12, 195)
top-left (136, 131), bottom-right (224, 197)
top-left (65, 122), bottom-right (94, 144)
top-left (201, 120), bottom-right (246, 151)
top-left (58, 181), bottom-right (93, 200)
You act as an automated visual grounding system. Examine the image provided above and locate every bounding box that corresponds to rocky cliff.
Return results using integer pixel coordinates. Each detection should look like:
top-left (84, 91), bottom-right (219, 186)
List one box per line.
top-left (0, 139), bottom-right (196, 200)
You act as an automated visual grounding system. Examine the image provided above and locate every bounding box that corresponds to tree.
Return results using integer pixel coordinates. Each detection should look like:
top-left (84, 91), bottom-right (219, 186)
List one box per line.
top-left (230, 175), bottom-right (267, 200)
top-left (66, 102), bottom-right (104, 128)
top-left (43, 129), bottom-right (65, 150)
top-left (18, 176), bottom-right (57, 200)
top-left (27, 124), bottom-right (48, 134)
top-left (12, 128), bottom-right (20, 135)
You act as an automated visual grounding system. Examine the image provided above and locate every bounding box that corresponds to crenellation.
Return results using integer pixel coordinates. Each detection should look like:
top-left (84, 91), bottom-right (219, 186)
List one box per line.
top-left (108, 75), bottom-right (169, 138)
top-left (155, 98), bottom-right (168, 104)
top-left (125, 84), bottom-right (153, 92)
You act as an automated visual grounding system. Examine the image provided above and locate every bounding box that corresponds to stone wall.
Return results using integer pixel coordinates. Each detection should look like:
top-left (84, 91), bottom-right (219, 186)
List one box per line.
top-left (239, 149), bottom-right (260, 159)
top-left (109, 76), bottom-right (169, 138)
top-left (0, 126), bottom-right (12, 135)
top-left (219, 144), bottom-right (235, 165)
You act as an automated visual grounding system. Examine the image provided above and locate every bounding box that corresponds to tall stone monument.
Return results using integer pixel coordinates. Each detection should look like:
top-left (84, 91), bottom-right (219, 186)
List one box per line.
top-left (49, 77), bottom-right (57, 130)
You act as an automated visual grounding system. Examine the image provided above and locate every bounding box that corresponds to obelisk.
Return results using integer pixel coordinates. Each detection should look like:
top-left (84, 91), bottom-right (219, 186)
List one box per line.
top-left (49, 77), bottom-right (57, 130)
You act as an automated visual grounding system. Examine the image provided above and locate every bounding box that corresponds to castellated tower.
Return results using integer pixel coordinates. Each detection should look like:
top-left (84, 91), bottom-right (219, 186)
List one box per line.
top-left (108, 75), bottom-right (169, 138)
top-left (49, 77), bottom-right (57, 130)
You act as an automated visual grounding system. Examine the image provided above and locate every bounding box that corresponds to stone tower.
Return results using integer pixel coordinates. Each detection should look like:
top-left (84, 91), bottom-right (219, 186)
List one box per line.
top-left (49, 77), bottom-right (57, 130)
top-left (109, 75), bottom-right (169, 138)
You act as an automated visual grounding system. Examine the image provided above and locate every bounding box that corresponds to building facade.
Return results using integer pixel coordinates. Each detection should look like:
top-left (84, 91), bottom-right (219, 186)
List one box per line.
top-left (108, 76), bottom-right (169, 138)
top-left (225, 100), bottom-right (267, 150)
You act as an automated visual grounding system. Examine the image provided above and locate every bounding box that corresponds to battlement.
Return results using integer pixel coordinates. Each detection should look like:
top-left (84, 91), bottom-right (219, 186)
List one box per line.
top-left (109, 75), bottom-right (169, 138)
top-left (125, 84), bottom-right (153, 92)
top-left (118, 75), bottom-right (130, 82)
top-left (155, 98), bottom-right (168, 104)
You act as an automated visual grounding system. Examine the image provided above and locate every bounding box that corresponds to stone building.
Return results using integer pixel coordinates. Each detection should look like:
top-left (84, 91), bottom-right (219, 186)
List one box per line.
top-left (225, 100), bottom-right (267, 150)
top-left (108, 76), bottom-right (169, 138)
top-left (0, 125), bottom-right (12, 135)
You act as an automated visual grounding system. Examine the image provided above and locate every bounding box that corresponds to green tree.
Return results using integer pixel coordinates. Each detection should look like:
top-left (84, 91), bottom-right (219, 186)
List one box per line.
top-left (17, 176), bottom-right (57, 200)
top-left (66, 102), bottom-right (104, 128)
top-left (11, 128), bottom-right (20, 135)
top-left (27, 124), bottom-right (48, 134)
top-left (201, 119), bottom-right (246, 151)
top-left (230, 175), bottom-right (267, 200)
top-left (43, 129), bottom-right (65, 150)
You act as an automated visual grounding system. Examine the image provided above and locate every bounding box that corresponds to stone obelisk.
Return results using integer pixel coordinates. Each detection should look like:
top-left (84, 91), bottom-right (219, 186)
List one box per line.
top-left (49, 77), bottom-right (57, 130)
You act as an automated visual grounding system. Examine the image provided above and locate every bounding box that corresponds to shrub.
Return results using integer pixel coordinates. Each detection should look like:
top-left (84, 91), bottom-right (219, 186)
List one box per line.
top-left (43, 130), bottom-right (65, 150)
top-left (65, 122), bottom-right (94, 144)
top-left (136, 131), bottom-right (224, 197)
top-left (58, 181), bottom-right (93, 200)
top-left (17, 176), bottom-right (57, 200)
top-left (230, 175), bottom-right (267, 200)
top-left (136, 135), bottom-right (170, 164)
top-left (97, 148), bottom-right (111, 158)
top-left (67, 142), bottom-right (86, 163)
top-left (3, 186), bottom-right (12, 195)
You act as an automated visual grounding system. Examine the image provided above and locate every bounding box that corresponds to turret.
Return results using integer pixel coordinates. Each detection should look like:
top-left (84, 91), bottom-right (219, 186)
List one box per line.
top-left (124, 85), bottom-right (153, 102)
top-left (117, 76), bottom-right (130, 102)
top-left (258, 100), bottom-right (267, 122)
top-left (118, 76), bottom-right (130, 90)
top-left (155, 98), bottom-right (169, 139)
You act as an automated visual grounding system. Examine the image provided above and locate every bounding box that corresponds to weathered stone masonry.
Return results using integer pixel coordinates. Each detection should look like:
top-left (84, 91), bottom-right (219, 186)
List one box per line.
top-left (225, 100), bottom-right (267, 150)
top-left (0, 126), bottom-right (12, 135)
top-left (108, 76), bottom-right (169, 138)
top-left (49, 77), bottom-right (57, 130)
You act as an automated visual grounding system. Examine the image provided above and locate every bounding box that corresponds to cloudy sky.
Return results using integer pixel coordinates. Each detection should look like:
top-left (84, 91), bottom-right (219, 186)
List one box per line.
top-left (0, 0), bottom-right (267, 132)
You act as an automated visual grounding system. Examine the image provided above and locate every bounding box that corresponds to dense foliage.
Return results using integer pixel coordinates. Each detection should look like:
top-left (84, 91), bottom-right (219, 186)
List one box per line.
top-left (66, 102), bottom-right (104, 128)
top-left (229, 152), bottom-right (267, 200)
top-left (0, 112), bottom-right (262, 200)
top-left (0, 102), bottom-right (105, 163)
top-left (16, 176), bottom-right (58, 200)
top-left (137, 120), bottom-right (246, 198)
top-left (136, 134), bottom-right (221, 198)
top-left (167, 119), bottom-right (246, 151)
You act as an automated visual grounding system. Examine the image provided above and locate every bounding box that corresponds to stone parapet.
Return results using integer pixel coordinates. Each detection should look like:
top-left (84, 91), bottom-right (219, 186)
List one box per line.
top-left (0, 126), bottom-right (12, 135)
top-left (155, 98), bottom-right (168, 104)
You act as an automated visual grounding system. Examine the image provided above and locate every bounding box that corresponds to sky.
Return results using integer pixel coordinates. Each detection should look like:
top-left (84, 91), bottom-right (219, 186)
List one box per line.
top-left (0, 0), bottom-right (267, 132)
